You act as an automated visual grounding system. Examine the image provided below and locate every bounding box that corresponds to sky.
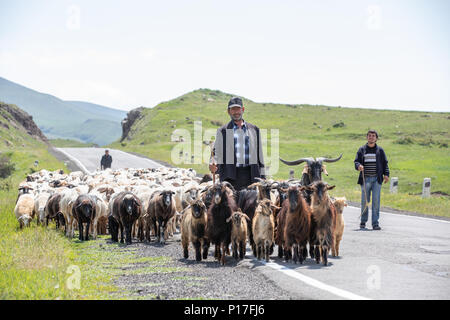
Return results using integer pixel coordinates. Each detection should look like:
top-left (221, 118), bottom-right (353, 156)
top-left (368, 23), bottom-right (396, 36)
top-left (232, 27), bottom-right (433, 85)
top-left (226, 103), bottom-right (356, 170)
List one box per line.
top-left (0, 0), bottom-right (449, 112)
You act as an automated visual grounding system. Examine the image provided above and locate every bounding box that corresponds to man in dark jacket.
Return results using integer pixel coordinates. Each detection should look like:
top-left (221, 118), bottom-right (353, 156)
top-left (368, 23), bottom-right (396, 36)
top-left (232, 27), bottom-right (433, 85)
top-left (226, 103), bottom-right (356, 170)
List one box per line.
top-left (209, 97), bottom-right (265, 191)
top-left (354, 130), bottom-right (389, 230)
top-left (100, 149), bottom-right (112, 170)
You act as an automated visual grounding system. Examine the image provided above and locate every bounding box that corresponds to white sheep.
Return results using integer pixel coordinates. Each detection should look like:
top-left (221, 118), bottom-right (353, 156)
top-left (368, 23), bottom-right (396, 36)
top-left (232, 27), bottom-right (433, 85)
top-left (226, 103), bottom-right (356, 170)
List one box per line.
top-left (15, 194), bottom-right (35, 228)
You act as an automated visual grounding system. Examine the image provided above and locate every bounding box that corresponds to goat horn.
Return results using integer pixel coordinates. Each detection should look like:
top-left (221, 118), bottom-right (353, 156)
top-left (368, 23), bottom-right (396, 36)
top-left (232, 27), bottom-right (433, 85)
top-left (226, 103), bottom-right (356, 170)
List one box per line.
top-left (222, 181), bottom-right (235, 192)
top-left (316, 153), bottom-right (343, 163)
top-left (279, 157), bottom-right (314, 166)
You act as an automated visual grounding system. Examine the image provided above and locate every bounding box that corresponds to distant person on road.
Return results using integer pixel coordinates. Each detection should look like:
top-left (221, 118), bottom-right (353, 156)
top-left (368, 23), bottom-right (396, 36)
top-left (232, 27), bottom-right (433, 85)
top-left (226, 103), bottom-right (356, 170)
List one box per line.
top-left (209, 96), bottom-right (265, 191)
top-left (101, 149), bottom-right (112, 170)
top-left (354, 130), bottom-right (389, 230)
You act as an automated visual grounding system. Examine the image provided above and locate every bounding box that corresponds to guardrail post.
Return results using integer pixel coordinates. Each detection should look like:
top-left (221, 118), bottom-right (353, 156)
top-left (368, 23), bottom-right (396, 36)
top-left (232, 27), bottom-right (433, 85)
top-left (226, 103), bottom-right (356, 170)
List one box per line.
top-left (390, 177), bottom-right (398, 193)
top-left (422, 178), bottom-right (431, 198)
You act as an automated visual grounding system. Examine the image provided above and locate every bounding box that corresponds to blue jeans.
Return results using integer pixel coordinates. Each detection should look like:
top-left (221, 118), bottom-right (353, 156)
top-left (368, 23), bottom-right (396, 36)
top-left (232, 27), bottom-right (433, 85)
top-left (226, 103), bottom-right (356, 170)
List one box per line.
top-left (361, 176), bottom-right (382, 227)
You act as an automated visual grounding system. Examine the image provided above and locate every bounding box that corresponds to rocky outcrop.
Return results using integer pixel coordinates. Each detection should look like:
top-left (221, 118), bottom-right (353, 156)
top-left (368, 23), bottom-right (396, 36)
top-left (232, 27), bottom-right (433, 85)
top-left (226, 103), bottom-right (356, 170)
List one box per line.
top-left (0, 102), bottom-right (48, 143)
top-left (121, 107), bottom-right (144, 141)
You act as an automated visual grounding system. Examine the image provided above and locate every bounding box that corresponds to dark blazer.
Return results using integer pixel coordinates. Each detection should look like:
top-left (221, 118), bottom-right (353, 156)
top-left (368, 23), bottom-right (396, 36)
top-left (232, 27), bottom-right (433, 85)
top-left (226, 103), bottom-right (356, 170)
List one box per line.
top-left (213, 120), bottom-right (265, 183)
top-left (101, 154), bottom-right (112, 169)
top-left (354, 144), bottom-right (389, 185)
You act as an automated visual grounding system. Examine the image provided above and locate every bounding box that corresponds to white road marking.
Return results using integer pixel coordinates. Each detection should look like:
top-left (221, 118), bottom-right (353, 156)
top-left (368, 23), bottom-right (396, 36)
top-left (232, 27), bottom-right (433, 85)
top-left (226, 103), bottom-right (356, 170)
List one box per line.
top-left (348, 206), bottom-right (450, 224)
top-left (256, 259), bottom-right (371, 300)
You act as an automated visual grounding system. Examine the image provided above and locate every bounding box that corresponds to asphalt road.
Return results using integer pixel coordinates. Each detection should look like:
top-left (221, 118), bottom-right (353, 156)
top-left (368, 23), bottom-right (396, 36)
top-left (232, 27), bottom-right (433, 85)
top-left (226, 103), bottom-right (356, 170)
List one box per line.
top-left (56, 147), bottom-right (162, 173)
top-left (57, 147), bottom-right (450, 300)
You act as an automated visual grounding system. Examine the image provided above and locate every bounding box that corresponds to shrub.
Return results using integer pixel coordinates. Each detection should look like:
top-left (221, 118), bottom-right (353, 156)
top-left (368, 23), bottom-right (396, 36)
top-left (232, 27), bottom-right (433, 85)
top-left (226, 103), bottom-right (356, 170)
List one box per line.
top-left (0, 153), bottom-right (15, 179)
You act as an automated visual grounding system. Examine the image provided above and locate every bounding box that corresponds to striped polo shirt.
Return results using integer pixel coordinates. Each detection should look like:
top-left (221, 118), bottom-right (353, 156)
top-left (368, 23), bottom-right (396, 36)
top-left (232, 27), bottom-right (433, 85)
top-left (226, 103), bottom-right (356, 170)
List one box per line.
top-left (363, 145), bottom-right (377, 177)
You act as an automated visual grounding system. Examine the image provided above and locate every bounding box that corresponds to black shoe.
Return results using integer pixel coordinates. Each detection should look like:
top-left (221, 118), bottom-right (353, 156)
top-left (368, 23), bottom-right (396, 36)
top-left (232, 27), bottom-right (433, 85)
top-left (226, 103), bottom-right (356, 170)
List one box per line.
top-left (373, 225), bottom-right (381, 230)
top-left (360, 223), bottom-right (366, 229)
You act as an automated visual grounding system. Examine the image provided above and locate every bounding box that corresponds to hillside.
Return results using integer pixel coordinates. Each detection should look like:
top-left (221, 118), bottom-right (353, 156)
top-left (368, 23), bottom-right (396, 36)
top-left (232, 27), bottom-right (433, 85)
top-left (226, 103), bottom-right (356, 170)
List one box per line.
top-left (0, 77), bottom-right (127, 146)
top-left (0, 102), bottom-right (48, 147)
top-left (0, 101), bottom-right (69, 189)
top-left (110, 88), bottom-right (450, 217)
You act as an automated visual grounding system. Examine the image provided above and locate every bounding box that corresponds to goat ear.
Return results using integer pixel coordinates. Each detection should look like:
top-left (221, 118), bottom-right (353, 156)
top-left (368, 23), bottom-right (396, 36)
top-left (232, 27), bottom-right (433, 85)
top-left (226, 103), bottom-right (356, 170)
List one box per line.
top-left (226, 216), bottom-right (232, 223)
top-left (327, 185), bottom-right (336, 190)
top-left (184, 188), bottom-right (193, 193)
top-left (242, 214), bottom-right (250, 221)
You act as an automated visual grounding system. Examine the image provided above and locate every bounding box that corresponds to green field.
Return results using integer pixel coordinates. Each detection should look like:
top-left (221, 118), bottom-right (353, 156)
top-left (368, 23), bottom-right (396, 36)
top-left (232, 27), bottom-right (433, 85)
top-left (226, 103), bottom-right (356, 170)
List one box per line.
top-left (110, 89), bottom-right (450, 217)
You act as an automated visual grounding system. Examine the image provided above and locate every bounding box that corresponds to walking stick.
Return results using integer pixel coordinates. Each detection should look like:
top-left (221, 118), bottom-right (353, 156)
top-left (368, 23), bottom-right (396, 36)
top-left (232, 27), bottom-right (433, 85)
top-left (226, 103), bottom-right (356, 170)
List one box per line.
top-left (360, 168), bottom-right (370, 219)
top-left (209, 142), bottom-right (216, 185)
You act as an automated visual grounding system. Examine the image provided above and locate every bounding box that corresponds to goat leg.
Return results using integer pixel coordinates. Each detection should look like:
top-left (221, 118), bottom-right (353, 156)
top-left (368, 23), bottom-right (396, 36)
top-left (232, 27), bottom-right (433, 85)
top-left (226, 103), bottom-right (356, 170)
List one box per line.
top-left (194, 239), bottom-right (201, 261)
top-left (315, 246), bottom-right (320, 264)
top-left (265, 240), bottom-right (270, 262)
top-left (239, 240), bottom-right (245, 260)
top-left (202, 240), bottom-right (209, 260)
top-left (322, 245), bottom-right (328, 266)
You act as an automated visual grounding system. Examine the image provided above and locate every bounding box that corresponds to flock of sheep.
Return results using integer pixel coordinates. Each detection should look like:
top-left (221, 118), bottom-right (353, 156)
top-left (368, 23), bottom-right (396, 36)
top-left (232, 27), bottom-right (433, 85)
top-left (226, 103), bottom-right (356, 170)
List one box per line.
top-left (14, 163), bottom-right (346, 266)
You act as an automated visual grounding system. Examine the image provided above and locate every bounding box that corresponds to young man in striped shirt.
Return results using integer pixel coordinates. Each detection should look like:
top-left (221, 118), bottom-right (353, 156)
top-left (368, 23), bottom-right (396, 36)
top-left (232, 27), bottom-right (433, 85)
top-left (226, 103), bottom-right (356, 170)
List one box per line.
top-left (354, 130), bottom-right (390, 230)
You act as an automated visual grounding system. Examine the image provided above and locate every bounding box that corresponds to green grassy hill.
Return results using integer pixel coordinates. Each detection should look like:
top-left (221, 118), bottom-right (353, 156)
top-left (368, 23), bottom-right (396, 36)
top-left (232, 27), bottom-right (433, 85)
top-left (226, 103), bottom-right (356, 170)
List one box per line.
top-left (0, 102), bottom-right (126, 299)
top-left (110, 88), bottom-right (450, 217)
top-left (0, 77), bottom-right (127, 146)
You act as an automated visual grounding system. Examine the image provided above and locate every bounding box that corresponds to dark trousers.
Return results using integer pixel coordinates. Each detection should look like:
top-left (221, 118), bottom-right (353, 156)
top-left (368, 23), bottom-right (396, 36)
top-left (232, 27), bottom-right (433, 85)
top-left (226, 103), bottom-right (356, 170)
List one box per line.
top-left (225, 166), bottom-right (252, 191)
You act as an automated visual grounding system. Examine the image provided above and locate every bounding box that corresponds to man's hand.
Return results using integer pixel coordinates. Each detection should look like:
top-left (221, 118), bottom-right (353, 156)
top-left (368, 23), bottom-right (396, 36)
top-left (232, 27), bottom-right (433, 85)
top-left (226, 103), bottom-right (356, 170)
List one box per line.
top-left (209, 163), bottom-right (217, 174)
top-left (383, 175), bottom-right (389, 184)
top-left (358, 165), bottom-right (364, 171)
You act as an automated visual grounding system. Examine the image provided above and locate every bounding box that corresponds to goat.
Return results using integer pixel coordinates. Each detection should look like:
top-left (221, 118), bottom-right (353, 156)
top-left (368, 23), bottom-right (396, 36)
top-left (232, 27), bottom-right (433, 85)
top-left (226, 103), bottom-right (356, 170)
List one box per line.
top-left (252, 199), bottom-right (277, 262)
top-left (226, 209), bottom-right (250, 260)
top-left (283, 186), bottom-right (311, 264)
top-left (307, 181), bottom-right (336, 266)
top-left (331, 197), bottom-right (346, 257)
top-left (279, 154), bottom-right (342, 203)
top-left (147, 190), bottom-right (176, 244)
top-left (236, 188), bottom-right (258, 256)
top-left (180, 199), bottom-right (209, 261)
top-left (206, 182), bottom-right (237, 265)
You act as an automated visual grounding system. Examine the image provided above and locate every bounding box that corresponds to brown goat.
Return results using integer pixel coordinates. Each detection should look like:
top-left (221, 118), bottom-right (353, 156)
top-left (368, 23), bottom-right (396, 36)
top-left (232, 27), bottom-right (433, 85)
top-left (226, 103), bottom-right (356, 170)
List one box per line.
top-left (227, 209), bottom-right (250, 260)
top-left (180, 199), bottom-right (209, 261)
top-left (331, 197), bottom-right (346, 257)
top-left (283, 186), bottom-right (311, 264)
top-left (307, 181), bottom-right (336, 266)
top-left (252, 199), bottom-right (276, 262)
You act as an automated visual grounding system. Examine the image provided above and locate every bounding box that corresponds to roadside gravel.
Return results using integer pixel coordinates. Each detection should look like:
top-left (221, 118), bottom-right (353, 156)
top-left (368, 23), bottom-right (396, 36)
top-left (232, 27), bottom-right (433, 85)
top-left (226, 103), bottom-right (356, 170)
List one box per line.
top-left (110, 234), bottom-right (298, 300)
